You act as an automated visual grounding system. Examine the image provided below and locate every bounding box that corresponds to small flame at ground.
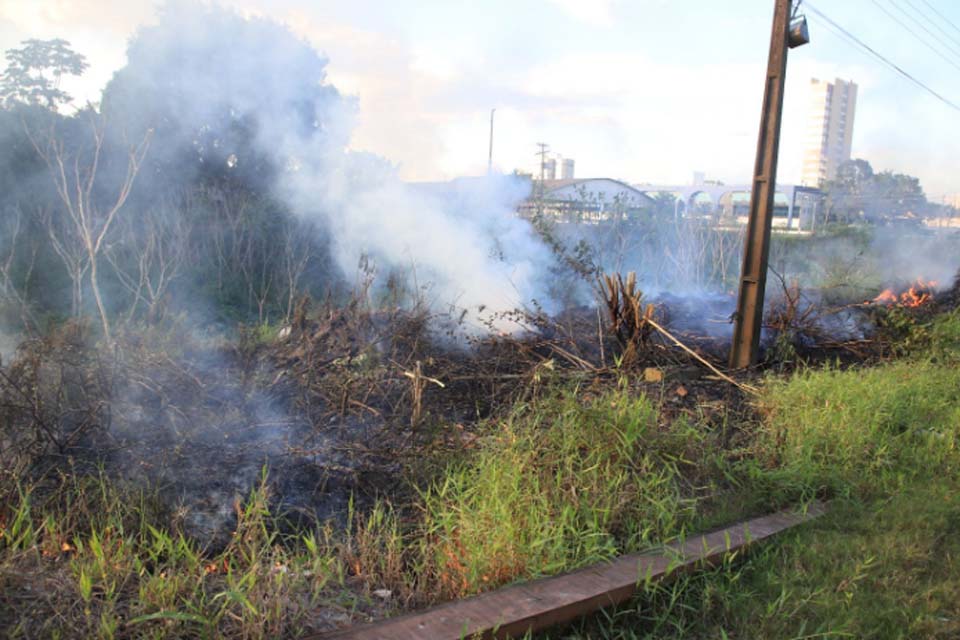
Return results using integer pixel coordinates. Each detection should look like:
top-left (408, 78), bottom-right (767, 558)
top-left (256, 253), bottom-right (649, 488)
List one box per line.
top-left (872, 278), bottom-right (938, 308)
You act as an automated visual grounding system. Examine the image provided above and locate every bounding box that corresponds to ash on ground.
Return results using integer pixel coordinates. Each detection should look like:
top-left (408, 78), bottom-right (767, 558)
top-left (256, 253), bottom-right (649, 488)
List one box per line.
top-left (4, 279), bottom-right (938, 549)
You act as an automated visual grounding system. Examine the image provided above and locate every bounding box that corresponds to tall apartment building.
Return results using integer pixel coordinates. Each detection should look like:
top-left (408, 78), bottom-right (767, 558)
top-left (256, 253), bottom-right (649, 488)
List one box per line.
top-left (800, 78), bottom-right (858, 187)
top-left (541, 156), bottom-right (575, 180)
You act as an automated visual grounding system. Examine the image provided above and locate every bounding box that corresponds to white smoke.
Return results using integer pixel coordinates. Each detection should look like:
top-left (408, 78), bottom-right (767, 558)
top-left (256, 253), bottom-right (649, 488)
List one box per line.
top-left (107, 1), bottom-right (556, 333)
top-left (278, 144), bottom-right (556, 331)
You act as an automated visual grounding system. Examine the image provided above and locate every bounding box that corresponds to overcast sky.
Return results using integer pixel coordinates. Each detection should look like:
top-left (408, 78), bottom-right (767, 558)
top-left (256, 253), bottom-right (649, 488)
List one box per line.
top-left (2, 0), bottom-right (959, 197)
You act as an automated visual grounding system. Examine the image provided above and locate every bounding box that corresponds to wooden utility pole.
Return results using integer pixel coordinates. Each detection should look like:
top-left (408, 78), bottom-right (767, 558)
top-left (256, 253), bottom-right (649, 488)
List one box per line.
top-left (536, 142), bottom-right (550, 182)
top-left (729, 0), bottom-right (794, 369)
top-left (536, 142), bottom-right (549, 217)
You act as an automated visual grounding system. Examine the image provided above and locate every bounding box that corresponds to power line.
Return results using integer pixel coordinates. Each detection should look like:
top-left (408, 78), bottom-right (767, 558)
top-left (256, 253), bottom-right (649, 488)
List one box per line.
top-left (868, 0), bottom-right (960, 74)
top-left (804, 2), bottom-right (960, 114)
top-left (918, 0), bottom-right (960, 39)
top-left (901, 0), bottom-right (960, 52)
top-left (882, 0), bottom-right (960, 64)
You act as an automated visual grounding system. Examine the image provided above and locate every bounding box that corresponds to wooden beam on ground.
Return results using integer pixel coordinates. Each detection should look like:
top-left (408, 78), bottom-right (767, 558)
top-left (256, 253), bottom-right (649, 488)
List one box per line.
top-left (317, 502), bottom-right (825, 640)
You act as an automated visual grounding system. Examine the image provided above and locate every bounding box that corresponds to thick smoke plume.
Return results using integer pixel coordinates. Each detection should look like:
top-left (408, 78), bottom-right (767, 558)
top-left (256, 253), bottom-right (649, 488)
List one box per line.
top-left (103, 1), bottom-right (555, 332)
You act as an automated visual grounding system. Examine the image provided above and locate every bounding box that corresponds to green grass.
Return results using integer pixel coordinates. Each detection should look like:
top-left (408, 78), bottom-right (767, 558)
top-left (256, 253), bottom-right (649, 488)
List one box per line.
top-left (756, 359), bottom-right (960, 498)
top-left (417, 389), bottom-right (719, 598)
top-left (0, 473), bottom-right (363, 638)
top-left (3, 310), bottom-right (960, 638)
top-left (757, 309), bottom-right (960, 499)
top-left (724, 487), bottom-right (960, 639)
top-left (546, 483), bottom-right (960, 639)
top-left (541, 310), bottom-right (960, 639)
top-left (0, 383), bottom-right (744, 637)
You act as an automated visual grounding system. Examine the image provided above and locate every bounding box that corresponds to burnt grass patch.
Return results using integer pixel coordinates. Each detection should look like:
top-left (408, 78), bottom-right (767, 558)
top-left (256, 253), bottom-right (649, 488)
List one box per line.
top-left (0, 276), bottom-right (955, 636)
top-left (0, 284), bottom-right (944, 543)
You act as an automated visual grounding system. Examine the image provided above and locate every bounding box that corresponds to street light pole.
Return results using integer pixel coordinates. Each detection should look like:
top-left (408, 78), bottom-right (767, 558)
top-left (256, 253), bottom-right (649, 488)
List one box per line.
top-left (728, 0), bottom-right (802, 369)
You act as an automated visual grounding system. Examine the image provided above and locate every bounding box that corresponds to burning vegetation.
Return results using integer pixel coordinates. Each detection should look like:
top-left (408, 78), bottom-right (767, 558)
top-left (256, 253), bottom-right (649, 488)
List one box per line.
top-left (1, 3), bottom-right (960, 638)
top-left (871, 277), bottom-right (939, 308)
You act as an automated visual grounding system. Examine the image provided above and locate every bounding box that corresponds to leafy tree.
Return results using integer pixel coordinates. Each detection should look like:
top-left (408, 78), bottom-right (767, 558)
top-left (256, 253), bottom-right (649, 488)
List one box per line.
top-left (0, 7), bottom-right (343, 333)
top-left (1, 39), bottom-right (88, 110)
top-left (0, 41), bottom-right (91, 326)
top-left (95, 1), bottom-right (344, 322)
top-left (100, 0), bottom-right (344, 193)
top-left (649, 191), bottom-right (684, 221)
top-left (823, 158), bottom-right (928, 223)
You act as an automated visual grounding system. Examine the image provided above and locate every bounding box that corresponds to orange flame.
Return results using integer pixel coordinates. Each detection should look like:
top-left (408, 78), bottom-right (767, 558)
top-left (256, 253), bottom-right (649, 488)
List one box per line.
top-left (872, 278), bottom-right (938, 308)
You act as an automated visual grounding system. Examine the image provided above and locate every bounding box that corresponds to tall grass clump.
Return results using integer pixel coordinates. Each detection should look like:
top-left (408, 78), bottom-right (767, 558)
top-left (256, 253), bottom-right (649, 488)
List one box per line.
top-left (0, 472), bottom-right (356, 639)
top-left (928, 308), bottom-right (960, 363)
top-left (759, 311), bottom-right (960, 498)
top-left (418, 388), bottom-right (716, 599)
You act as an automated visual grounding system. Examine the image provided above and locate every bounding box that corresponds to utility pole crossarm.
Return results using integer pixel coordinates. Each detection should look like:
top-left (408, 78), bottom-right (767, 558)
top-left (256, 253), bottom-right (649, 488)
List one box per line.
top-left (729, 0), bottom-right (795, 369)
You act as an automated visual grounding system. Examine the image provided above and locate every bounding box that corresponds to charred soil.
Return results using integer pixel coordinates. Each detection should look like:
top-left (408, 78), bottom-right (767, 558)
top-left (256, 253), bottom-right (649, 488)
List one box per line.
top-left (0, 276), bottom-right (955, 637)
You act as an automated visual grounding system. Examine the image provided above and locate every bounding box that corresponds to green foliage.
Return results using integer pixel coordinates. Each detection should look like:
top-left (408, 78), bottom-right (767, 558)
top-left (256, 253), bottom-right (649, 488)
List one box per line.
top-left (719, 488), bottom-right (960, 639)
top-left (928, 308), bottom-right (960, 363)
top-left (1, 39), bottom-right (88, 109)
top-left (236, 321), bottom-right (281, 352)
top-left (873, 306), bottom-right (932, 354)
top-left (0, 29), bottom-right (339, 332)
top-left (419, 390), bottom-right (715, 598)
top-left (822, 158), bottom-right (930, 223)
top-left (758, 358), bottom-right (960, 497)
top-left (0, 473), bottom-right (354, 639)
top-left (545, 311), bottom-right (960, 639)
top-left (768, 224), bottom-right (880, 303)
top-left (4, 316), bottom-right (960, 636)
top-left (549, 485), bottom-right (960, 639)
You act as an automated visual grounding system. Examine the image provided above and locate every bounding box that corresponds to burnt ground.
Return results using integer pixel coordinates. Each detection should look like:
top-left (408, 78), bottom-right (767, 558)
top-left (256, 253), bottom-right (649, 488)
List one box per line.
top-left (3, 277), bottom-right (955, 550)
top-left (935, 271), bottom-right (960, 312)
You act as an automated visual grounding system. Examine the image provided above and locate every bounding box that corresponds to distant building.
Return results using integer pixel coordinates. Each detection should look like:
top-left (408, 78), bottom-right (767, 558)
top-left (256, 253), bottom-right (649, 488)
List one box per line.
top-left (540, 154), bottom-right (575, 180)
top-left (801, 78), bottom-right (858, 187)
top-left (543, 158), bottom-right (557, 180)
top-left (633, 182), bottom-right (822, 231)
top-left (521, 178), bottom-right (656, 223)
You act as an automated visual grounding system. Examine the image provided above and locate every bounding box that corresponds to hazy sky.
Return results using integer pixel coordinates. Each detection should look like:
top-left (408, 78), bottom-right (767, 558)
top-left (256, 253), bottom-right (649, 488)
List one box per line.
top-left (2, 0), bottom-right (959, 197)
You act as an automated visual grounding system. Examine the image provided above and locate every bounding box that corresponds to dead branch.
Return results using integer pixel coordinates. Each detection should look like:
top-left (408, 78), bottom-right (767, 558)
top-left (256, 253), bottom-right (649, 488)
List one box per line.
top-left (644, 316), bottom-right (759, 395)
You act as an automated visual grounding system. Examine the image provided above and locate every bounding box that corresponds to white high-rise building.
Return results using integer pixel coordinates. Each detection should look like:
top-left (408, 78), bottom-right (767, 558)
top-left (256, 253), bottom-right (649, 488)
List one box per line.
top-left (801, 78), bottom-right (858, 187)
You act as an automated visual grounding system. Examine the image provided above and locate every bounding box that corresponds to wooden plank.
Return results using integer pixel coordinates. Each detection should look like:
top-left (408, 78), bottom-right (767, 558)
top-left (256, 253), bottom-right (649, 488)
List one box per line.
top-left (317, 502), bottom-right (825, 640)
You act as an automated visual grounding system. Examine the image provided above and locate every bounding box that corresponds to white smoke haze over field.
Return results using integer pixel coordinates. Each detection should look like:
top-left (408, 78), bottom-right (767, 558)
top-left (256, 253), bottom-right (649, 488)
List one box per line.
top-left (281, 148), bottom-right (557, 329)
top-left (9, 0), bottom-right (960, 339)
top-left (104, 0), bottom-right (556, 332)
top-left (867, 228), bottom-right (959, 287)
